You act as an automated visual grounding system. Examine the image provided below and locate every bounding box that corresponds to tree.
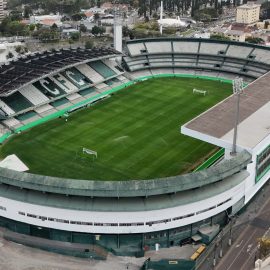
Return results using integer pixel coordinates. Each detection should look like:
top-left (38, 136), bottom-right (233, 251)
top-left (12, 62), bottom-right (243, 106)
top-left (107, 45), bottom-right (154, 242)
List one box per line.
top-left (32, 28), bottom-right (60, 42)
top-left (7, 21), bottom-right (28, 36)
top-left (15, 45), bottom-right (23, 54)
top-left (29, 24), bottom-right (35, 31)
top-left (85, 39), bottom-right (94, 49)
top-left (94, 13), bottom-right (100, 23)
top-left (6, 52), bottom-right (14, 59)
top-left (245, 37), bottom-right (264, 44)
top-left (9, 10), bottom-right (23, 21)
top-left (91, 25), bottom-right (100, 36)
top-left (122, 25), bottom-right (130, 37)
top-left (70, 31), bottom-right (80, 41)
top-left (51, 23), bottom-right (58, 31)
top-left (99, 26), bottom-right (105, 36)
top-left (80, 24), bottom-right (87, 33)
top-left (210, 34), bottom-right (231, 41)
top-left (91, 25), bottom-right (105, 36)
top-left (24, 5), bottom-right (33, 18)
top-left (72, 13), bottom-right (83, 21)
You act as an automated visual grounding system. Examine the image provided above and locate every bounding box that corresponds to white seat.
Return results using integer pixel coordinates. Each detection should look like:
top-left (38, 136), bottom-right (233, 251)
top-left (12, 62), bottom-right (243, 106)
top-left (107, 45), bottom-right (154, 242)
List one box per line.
top-left (76, 64), bottom-right (104, 83)
top-left (3, 118), bottom-right (21, 128)
top-left (0, 100), bottom-right (15, 115)
top-left (67, 93), bottom-right (82, 101)
top-left (50, 74), bottom-right (78, 93)
top-left (35, 104), bottom-right (54, 114)
top-left (19, 85), bottom-right (49, 106)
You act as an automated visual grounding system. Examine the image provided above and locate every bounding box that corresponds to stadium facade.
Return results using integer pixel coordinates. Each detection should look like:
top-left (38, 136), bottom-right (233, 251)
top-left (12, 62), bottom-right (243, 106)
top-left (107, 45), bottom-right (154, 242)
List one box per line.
top-left (0, 39), bottom-right (269, 257)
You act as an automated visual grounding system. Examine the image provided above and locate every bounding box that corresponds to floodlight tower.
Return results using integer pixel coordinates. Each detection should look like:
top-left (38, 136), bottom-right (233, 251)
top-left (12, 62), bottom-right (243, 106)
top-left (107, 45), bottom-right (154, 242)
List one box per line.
top-left (160, 1), bottom-right (163, 35)
top-left (113, 8), bottom-right (123, 53)
top-left (231, 77), bottom-right (244, 155)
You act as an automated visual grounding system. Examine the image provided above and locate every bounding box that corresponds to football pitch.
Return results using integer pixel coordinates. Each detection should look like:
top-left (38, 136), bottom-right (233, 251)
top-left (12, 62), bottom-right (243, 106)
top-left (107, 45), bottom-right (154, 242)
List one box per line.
top-left (0, 77), bottom-right (232, 181)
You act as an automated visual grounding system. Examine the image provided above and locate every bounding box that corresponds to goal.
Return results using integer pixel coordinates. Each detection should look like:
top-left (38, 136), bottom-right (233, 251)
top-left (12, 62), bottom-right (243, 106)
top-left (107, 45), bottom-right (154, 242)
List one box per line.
top-left (82, 148), bottom-right (97, 158)
top-left (193, 88), bottom-right (207, 96)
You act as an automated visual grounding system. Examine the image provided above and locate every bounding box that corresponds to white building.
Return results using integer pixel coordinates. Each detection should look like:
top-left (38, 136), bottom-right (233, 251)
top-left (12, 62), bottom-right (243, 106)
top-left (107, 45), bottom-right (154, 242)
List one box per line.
top-left (29, 15), bottom-right (62, 27)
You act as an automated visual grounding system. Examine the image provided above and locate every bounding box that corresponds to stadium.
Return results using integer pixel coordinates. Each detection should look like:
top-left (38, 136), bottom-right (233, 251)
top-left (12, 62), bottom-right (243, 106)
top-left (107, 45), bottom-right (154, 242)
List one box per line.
top-left (0, 38), bottom-right (269, 259)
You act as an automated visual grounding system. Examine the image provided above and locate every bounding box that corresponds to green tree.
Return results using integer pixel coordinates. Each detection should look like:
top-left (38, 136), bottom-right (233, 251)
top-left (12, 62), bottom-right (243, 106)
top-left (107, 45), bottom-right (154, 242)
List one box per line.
top-left (51, 23), bottom-right (58, 31)
top-left (245, 37), bottom-right (264, 44)
top-left (91, 25), bottom-right (105, 36)
top-left (91, 25), bottom-right (100, 36)
top-left (80, 24), bottom-right (87, 33)
top-left (33, 28), bottom-right (60, 42)
top-left (122, 25), bottom-right (130, 37)
top-left (85, 39), bottom-right (94, 49)
top-left (70, 31), bottom-right (80, 41)
top-left (94, 13), bottom-right (100, 23)
top-left (29, 24), bottom-right (35, 31)
top-left (210, 34), bottom-right (230, 41)
top-left (23, 5), bottom-right (33, 18)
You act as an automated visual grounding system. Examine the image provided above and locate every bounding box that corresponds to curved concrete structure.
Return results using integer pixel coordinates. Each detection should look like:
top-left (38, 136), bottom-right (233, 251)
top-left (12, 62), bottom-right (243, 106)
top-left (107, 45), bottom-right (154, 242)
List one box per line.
top-left (0, 40), bottom-right (269, 257)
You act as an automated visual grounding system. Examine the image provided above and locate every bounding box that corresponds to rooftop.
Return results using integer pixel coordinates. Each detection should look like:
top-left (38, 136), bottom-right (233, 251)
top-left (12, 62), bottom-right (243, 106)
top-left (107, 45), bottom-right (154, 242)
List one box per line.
top-left (183, 72), bottom-right (270, 149)
top-left (0, 47), bottom-right (120, 96)
top-left (237, 2), bottom-right (261, 9)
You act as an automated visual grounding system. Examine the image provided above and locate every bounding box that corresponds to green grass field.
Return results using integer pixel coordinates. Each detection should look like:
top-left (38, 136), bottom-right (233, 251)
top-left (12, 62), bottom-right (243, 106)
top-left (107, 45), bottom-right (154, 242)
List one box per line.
top-left (0, 77), bottom-right (232, 181)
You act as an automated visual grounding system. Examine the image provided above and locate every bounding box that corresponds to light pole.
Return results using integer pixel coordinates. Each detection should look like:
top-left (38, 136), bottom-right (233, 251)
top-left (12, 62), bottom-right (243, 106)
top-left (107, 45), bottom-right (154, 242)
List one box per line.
top-left (231, 77), bottom-right (244, 155)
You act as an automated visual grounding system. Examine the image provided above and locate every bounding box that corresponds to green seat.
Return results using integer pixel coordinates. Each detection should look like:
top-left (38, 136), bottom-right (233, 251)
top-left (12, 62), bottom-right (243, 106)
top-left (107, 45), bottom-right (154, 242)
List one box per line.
top-left (88, 61), bottom-right (116, 78)
top-left (2, 92), bottom-right (33, 113)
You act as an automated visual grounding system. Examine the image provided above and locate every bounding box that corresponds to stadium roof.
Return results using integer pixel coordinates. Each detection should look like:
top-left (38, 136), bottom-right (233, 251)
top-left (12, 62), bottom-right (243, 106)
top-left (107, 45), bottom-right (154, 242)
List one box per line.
top-left (0, 151), bottom-right (251, 198)
top-left (0, 47), bottom-right (121, 96)
top-left (182, 72), bottom-right (270, 149)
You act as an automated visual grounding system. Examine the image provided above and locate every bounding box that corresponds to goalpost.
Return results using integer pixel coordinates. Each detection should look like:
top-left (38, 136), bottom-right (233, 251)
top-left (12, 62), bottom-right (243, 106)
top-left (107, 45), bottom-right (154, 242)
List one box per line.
top-left (193, 88), bottom-right (207, 96)
top-left (82, 147), bottom-right (97, 159)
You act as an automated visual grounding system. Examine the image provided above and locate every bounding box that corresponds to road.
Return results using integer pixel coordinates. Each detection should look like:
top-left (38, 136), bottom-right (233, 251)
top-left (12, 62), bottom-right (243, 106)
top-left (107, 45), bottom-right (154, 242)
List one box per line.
top-left (215, 193), bottom-right (270, 270)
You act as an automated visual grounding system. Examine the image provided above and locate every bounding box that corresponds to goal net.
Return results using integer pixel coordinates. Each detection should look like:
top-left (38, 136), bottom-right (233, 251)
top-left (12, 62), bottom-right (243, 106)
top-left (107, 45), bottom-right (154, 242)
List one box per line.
top-left (193, 88), bottom-right (207, 96)
top-left (82, 147), bottom-right (97, 158)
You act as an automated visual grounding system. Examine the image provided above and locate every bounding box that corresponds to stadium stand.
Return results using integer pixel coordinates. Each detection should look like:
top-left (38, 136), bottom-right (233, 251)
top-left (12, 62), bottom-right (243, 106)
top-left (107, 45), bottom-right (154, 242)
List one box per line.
top-left (252, 48), bottom-right (270, 64)
top-left (151, 68), bottom-right (174, 75)
top-left (76, 64), bottom-right (103, 83)
top-left (3, 117), bottom-right (22, 128)
top-left (66, 93), bottom-right (84, 103)
top-left (173, 40), bottom-right (199, 53)
top-left (35, 104), bottom-right (55, 115)
top-left (16, 111), bottom-right (41, 124)
top-left (226, 45), bottom-right (253, 58)
top-left (49, 74), bottom-right (78, 93)
top-left (0, 47), bottom-right (120, 95)
top-left (0, 47), bottom-right (123, 127)
top-left (33, 78), bottom-right (66, 98)
top-left (62, 67), bottom-right (92, 88)
top-left (123, 38), bottom-right (270, 81)
top-left (126, 42), bottom-right (146, 56)
top-left (88, 60), bottom-right (116, 78)
top-left (145, 41), bottom-right (172, 53)
top-left (78, 87), bottom-right (97, 97)
top-left (1, 92), bottom-right (33, 113)
top-left (0, 100), bottom-right (15, 116)
top-left (103, 59), bottom-right (123, 74)
top-left (19, 85), bottom-right (49, 106)
top-left (95, 82), bottom-right (110, 93)
top-left (199, 42), bottom-right (228, 55)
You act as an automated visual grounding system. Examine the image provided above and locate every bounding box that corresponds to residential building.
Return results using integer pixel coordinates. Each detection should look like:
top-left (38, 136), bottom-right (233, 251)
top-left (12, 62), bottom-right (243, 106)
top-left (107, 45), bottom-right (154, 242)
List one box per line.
top-left (236, 2), bottom-right (261, 24)
top-left (0, 0), bottom-right (7, 21)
